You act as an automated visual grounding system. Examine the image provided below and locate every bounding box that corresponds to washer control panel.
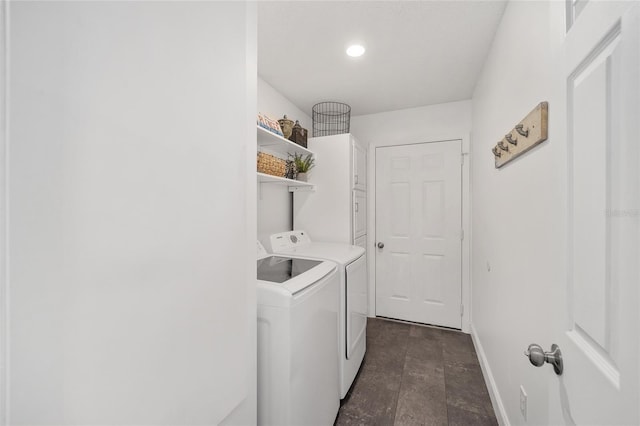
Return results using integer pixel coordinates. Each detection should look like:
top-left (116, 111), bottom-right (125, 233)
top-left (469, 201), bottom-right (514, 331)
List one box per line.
top-left (270, 230), bottom-right (312, 251)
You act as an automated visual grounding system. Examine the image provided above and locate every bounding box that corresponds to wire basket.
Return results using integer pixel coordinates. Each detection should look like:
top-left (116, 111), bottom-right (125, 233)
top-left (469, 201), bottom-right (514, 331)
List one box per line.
top-left (312, 102), bottom-right (351, 137)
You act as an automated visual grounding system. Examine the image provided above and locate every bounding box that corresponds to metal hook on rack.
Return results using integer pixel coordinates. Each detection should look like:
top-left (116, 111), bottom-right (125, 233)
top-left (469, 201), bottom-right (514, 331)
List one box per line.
top-left (492, 146), bottom-right (502, 158)
top-left (498, 140), bottom-right (509, 152)
top-left (515, 124), bottom-right (529, 137)
top-left (505, 133), bottom-right (517, 145)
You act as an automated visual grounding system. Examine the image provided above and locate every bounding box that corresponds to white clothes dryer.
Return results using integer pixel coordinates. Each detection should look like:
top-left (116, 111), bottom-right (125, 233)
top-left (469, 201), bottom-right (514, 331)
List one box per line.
top-left (268, 231), bottom-right (367, 399)
top-left (256, 241), bottom-right (340, 425)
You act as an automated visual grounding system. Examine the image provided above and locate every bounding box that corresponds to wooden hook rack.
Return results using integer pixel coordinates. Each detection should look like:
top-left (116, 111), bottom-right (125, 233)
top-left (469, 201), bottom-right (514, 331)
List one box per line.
top-left (492, 102), bottom-right (549, 168)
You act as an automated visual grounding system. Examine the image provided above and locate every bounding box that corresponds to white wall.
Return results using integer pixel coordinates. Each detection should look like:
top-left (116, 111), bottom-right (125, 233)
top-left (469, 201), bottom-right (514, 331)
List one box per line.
top-left (351, 100), bottom-right (472, 147)
top-left (258, 77), bottom-right (312, 131)
top-left (7, 2), bottom-right (256, 424)
top-left (351, 101), bottom-right (472, 325)
top-left (256, 77), bottom-right (311, 244)
top-left (0, 1), bottom-right (7, 424)
top-left (470, 1), bottom-right (559, 425)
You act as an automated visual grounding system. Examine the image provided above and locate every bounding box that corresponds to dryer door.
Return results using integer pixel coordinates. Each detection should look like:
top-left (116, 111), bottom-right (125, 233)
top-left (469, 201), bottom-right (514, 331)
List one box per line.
top-left (346, 254), bottom-right (367, 359)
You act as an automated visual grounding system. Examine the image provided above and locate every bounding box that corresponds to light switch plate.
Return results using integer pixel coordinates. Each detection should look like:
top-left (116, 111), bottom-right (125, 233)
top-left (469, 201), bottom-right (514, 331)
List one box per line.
top-left (520, 385), bottom-right (528, 421)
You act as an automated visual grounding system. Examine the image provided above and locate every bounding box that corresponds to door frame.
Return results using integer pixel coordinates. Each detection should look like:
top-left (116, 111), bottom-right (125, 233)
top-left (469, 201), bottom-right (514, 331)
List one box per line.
top-left (368, 134), bottom-right (471, 333)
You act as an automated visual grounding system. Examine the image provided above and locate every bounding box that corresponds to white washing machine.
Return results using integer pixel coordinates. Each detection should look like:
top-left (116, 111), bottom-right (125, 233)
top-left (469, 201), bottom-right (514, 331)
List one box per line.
top-left (268, 231), bottom-right (367, 399)
top-left (256, 241), bottom-right (340, 426)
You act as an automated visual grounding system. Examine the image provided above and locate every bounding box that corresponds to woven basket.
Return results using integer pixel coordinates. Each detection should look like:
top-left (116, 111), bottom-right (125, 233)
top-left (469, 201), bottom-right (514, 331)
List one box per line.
top-left (257, 152), bottom-right (286, 177)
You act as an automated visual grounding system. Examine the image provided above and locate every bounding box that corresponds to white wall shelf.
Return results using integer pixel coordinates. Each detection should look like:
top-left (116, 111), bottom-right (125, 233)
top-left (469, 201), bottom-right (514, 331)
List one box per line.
top-left (256, 125), bottom-right (315, 192)
top-left (257, 126), bottom-right (314, 157)
top-left (257, 172), bottom-right (315, 192)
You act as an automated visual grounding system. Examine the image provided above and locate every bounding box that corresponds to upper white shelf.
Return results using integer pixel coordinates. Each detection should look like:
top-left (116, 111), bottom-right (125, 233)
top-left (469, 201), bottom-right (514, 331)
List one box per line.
top-left (257, 126), bottom-right (314, 157)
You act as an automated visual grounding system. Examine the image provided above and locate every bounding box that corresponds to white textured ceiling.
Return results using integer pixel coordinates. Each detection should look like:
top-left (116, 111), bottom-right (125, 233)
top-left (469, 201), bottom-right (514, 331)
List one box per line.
top-left (258, 1), bottom-right (507, 117)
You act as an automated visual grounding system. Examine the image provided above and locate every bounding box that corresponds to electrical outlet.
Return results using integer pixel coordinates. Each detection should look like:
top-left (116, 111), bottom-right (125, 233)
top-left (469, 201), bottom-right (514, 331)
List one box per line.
top-left (520, 385), bottom-right (528, 421)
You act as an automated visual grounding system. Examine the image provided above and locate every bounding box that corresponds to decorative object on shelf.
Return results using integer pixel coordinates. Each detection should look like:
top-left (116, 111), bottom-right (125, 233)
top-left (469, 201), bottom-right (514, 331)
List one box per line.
top-left (491, 102), bottom-right (549, 168)
top-left (289, 120), bottom-right (308, 148)
top-left (278, 115), bottom-right (294, 139)
top-left (257, 151), bottom-right (286, 177)
top-left (257, 112), bottom-right (284, 137)
top-left (285, 156), bottom-right (297, 180)
top-left (291, 152), bottom-right (315, 182)
top-left (312, 102), bottom-right (351, 137)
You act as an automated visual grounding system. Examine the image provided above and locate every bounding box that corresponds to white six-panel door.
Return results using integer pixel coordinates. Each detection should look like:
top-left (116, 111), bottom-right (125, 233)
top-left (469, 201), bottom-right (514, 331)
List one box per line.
top-left (548, 2), bottom-right (639, 424)
top-left (375, 141), bottom-right (462, 329)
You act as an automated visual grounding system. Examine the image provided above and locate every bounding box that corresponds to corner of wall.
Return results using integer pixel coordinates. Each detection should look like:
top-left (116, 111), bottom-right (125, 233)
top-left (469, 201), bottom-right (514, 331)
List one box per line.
top-left (470, 324), bottom-right (510, 426)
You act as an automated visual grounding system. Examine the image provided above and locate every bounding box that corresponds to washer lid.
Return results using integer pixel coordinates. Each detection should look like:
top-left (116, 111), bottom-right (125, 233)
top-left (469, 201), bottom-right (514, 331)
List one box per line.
top-left (256, 256), bottom-right (336, 295)
top-left (257, 240), bottom-right (269, 259)
top-left (257, 256), bottom-right (322, 283)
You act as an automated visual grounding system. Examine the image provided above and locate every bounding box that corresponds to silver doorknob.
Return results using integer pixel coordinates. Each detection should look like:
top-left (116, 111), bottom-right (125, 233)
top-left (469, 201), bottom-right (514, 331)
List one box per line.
top-left (524, 343), bottom-right (563, 375)
top-left (377, 242), bottom-right (384, 249)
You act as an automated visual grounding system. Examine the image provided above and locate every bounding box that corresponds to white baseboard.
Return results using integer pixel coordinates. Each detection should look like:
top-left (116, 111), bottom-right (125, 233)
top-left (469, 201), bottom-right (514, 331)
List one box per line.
top-left (470, 323), bottom-right (510, 426)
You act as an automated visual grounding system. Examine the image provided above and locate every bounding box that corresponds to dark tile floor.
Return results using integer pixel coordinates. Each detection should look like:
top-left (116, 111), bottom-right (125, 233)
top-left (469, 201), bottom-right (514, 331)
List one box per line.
top-left (335, 318), bottom-right (498, 426)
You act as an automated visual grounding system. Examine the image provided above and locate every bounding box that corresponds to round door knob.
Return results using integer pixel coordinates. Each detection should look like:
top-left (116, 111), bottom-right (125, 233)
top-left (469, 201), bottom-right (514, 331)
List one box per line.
top-left (377, 242), bottom-right (384, 249)
top-left (525, 344), bottom-right (546, 367)
top-left (524, 343), bottom-right (563, 375)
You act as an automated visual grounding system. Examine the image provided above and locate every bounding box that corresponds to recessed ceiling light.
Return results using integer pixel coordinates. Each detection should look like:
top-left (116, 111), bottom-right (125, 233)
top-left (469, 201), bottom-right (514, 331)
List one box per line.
top-left (346, 44), bottom-right (365, 58)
